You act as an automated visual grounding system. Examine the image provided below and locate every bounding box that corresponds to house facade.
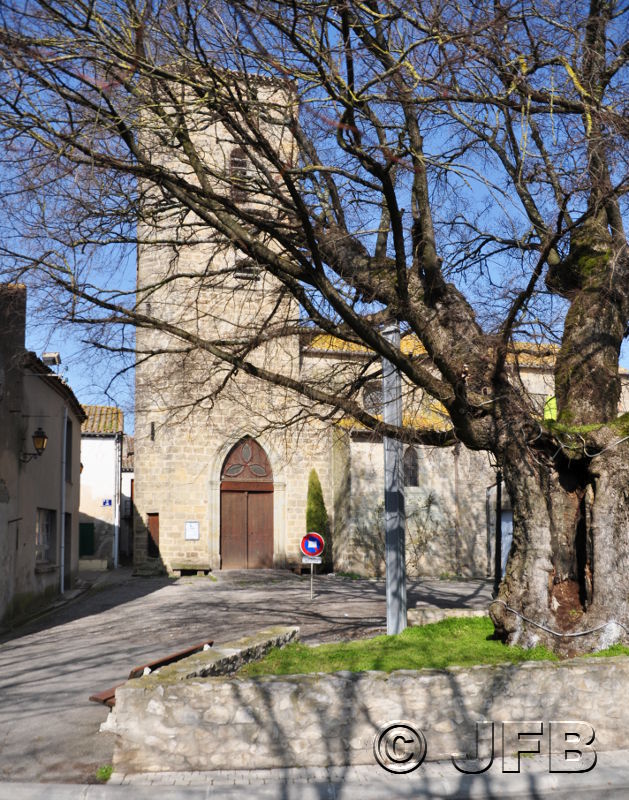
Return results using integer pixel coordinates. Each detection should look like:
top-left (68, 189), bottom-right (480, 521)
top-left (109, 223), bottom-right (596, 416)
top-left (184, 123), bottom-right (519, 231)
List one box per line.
top-left (120, 435), bottom-right (134, 564)
top-left (79, 405), bottom-right (124, 568)
top-left (0, 284), bottom-right (85, 624)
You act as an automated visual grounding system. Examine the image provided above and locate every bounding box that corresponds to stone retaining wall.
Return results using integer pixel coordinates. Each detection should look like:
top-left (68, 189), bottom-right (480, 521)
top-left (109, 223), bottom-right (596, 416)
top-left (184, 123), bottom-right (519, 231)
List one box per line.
top-left (142, 625), bottom-right (300, 680)
top-left (108, 640), bottom-right (629, 774)
top-left (408, 606), bottom-right (488, 626)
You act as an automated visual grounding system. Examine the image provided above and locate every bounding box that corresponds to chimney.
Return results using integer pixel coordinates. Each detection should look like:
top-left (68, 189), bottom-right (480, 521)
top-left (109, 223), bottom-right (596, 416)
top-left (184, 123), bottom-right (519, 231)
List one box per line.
top-left (0, 283), bottom-right (27, 357)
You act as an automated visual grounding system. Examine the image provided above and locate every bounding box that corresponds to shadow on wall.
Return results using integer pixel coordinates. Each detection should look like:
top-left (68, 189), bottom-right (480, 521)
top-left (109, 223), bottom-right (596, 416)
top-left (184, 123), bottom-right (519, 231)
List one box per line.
top-left (332, 431), bottom-right (351, 572)
top-left (349, 450), bottom-right (489, 579)
top-left (132, 501), bottom-right (168, 576)
top-left (109, 633), bottom-right (607, 797)
top-left (78, 511), bottom-right (117, 565)
top-left (348, 502), bottom-right (384, 578)
top-left (1, 580), bottom-right (61, 631)
top-left (351, 500), bottom-right (486, 579)
top-left (348, 498), bottom-right (459, 579)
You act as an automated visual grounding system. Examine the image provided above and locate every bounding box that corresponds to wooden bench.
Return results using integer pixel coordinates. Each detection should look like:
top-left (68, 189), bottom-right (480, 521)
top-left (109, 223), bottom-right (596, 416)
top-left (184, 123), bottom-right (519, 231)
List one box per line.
top-left (88, 686), bottom-right (118, 707)
top-left (89, 637), bottom-right (214, 707)
top-left (169, 562), bottom-right (213, 577)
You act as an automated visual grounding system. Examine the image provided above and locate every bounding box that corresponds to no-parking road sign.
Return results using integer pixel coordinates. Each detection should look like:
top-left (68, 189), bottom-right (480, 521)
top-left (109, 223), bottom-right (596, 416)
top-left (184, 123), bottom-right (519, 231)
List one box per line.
top-left (300, 532), bottom-right (325, 558)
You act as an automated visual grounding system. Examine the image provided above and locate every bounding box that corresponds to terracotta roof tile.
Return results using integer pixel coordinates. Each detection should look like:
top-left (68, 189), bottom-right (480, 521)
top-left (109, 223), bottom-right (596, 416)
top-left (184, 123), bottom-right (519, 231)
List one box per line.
top-left (81, 405), bottom-right (124, 435)
top-left (305, 333), bottom-right (558, 368)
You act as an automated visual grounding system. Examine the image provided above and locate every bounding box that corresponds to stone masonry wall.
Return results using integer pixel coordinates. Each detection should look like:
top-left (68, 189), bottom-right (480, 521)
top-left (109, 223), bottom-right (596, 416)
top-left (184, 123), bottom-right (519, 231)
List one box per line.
top-left (134, 187), bottom-right (339, 573)
top-left (133, 399), bottom-right (336, 572)
top-left (110, 653), bottom-right (629, 774)
top-left (346, 440), bottom-right (493, 578)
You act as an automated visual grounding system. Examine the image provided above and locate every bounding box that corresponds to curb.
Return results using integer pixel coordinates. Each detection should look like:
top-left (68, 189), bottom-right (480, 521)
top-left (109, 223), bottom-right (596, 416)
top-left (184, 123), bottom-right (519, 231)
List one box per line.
top-left (3, 753), bottom-right (629, 799)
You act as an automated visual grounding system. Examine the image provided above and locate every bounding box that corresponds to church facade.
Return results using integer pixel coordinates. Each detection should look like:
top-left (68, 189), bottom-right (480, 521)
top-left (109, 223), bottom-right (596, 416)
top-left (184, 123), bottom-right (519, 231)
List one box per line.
top-left (131, 76), bottom-right (564, 580)
top-left (131, 258), bottom-right (558, 580)
top-left (133, 314), bottom-right (559, 579)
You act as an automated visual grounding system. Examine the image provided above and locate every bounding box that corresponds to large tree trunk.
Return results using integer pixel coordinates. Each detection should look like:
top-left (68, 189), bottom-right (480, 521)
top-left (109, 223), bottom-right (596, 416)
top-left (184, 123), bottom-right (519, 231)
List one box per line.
top-left (492, 208), bottom-right (629, 654)
top-left (491, 437), bottom-right (629, 654)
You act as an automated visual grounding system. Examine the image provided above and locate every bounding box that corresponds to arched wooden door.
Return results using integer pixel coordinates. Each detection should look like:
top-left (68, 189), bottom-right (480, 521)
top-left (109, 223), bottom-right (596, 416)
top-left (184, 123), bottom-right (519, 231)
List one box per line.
top-left (220, 438), bottom-right (274, 569)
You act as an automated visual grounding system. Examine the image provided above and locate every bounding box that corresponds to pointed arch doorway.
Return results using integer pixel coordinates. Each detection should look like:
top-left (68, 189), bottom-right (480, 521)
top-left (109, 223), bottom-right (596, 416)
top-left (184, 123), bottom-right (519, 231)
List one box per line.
top-left (220, 438), bottom-right (274, 569)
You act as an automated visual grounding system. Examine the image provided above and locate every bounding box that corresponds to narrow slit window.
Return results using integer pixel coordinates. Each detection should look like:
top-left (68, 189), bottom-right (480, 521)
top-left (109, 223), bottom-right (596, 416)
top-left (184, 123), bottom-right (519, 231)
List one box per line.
top-left (230, 147), bottom-right (250, 202)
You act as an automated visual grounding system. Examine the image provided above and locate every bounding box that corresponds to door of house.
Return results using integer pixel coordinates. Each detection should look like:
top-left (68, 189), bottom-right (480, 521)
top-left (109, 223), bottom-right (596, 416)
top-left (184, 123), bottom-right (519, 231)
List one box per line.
top-left (147, 512), bottom-right (160, 558)
top-left (220, 438), bottom-right (273, 569)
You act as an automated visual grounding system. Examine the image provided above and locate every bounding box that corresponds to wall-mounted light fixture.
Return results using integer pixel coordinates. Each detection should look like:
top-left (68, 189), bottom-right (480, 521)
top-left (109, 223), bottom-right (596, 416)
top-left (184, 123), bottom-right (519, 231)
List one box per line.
top-left (20, 427), bottom-right (48, 463)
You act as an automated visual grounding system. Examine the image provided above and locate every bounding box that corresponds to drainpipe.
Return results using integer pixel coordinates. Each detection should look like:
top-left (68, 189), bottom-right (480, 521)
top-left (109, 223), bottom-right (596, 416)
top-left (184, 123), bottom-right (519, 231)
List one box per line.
top-left (113, 432), bottom-right (121, 568)
top-left (453, 443), bottom-right (461, 570)
top-left (59, 406), bottom-right (68, 594)
top-left (485, 482), bottom-right (494, 576)
top-left (493, 470), bottom-right (502, 597)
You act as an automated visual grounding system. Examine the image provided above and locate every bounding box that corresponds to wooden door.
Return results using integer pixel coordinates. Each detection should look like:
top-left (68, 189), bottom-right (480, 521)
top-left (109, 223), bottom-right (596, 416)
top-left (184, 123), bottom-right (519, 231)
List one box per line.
top-left (147, 512), bottom-right (160, 558)
top-left (220, 438), bottom-right (273, 569)
top-left (220, 490), bottom-right (273, 568)
top-left (221, 491), bottom-right (248, 569)
top-left (247, 491), bottom-right (273, 568)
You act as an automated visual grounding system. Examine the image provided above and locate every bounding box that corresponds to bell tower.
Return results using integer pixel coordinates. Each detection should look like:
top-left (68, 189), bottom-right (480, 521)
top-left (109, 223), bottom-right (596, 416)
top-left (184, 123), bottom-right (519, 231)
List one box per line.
top-left (133, 73), bottom-right (302, 572)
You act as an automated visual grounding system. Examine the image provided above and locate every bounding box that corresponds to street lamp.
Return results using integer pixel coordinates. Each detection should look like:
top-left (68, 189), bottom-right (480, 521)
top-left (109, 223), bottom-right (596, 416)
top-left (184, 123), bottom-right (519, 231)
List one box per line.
top-left (20, 427), bottom-right (48, 463)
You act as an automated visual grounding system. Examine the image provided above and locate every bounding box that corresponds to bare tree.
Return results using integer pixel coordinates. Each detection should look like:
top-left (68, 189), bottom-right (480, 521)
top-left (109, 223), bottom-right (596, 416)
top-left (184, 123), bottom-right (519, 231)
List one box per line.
top-left (0, 0), bottom-right (627, 652)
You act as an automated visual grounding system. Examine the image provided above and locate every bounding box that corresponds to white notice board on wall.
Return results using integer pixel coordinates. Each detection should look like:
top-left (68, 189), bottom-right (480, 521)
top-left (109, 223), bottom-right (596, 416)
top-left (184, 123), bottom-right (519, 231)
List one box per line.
top-left (185, 521), bottom-right (200, 540)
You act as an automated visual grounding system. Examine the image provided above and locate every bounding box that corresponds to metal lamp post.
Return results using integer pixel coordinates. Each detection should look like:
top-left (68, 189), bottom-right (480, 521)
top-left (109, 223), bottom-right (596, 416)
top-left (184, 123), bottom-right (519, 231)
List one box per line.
top-left (382, 324), bottom-right (407, 635)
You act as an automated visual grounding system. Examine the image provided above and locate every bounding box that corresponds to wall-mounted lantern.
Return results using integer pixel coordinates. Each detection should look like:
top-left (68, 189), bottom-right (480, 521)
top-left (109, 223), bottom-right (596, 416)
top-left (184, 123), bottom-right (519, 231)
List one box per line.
top-left (20, 427), bottom-right (48, 463)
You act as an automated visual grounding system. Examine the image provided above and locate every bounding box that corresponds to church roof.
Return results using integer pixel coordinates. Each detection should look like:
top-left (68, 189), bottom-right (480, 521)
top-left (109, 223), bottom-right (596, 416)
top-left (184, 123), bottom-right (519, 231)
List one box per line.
top-left (303, 333), bottom-right (558, 369)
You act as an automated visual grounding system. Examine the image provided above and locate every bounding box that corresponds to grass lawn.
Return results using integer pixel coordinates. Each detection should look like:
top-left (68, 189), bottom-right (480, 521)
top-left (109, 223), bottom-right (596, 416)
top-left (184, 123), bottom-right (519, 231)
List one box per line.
top-left (239, 617), bottom-right (629, 677)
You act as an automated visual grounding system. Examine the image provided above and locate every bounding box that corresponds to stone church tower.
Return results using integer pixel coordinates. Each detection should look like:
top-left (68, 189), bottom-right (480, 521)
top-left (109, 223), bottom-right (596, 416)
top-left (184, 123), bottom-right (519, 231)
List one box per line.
top-left (133, 77), bottom-right (338, 573)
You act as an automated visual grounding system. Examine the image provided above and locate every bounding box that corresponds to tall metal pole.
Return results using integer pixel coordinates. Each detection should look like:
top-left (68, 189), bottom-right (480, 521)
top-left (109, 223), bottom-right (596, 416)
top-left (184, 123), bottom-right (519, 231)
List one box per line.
top-left (382, 324), bottom-right (407, 635)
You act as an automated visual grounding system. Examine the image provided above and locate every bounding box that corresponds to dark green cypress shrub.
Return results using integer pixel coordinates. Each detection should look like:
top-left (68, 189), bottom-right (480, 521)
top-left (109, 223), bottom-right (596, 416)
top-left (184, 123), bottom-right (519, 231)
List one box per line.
top-left (306, 469), bottom-right (329, 561)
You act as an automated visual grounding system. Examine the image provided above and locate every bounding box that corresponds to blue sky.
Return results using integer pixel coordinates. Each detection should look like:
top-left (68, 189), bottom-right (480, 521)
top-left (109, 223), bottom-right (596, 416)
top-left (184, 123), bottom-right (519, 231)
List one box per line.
top-left (26, 321), bottom-right (136, 430)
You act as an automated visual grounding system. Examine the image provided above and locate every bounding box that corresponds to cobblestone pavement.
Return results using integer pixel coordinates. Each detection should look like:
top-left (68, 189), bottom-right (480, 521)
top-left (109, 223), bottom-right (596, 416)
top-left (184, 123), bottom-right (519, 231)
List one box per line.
top-left (0, 568), bottom-right (492, 785)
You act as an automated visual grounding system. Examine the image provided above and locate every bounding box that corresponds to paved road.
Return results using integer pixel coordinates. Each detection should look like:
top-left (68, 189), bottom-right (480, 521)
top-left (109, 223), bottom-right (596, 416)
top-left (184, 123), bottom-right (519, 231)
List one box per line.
top-left (0, 568), bottom-right (492, 785)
